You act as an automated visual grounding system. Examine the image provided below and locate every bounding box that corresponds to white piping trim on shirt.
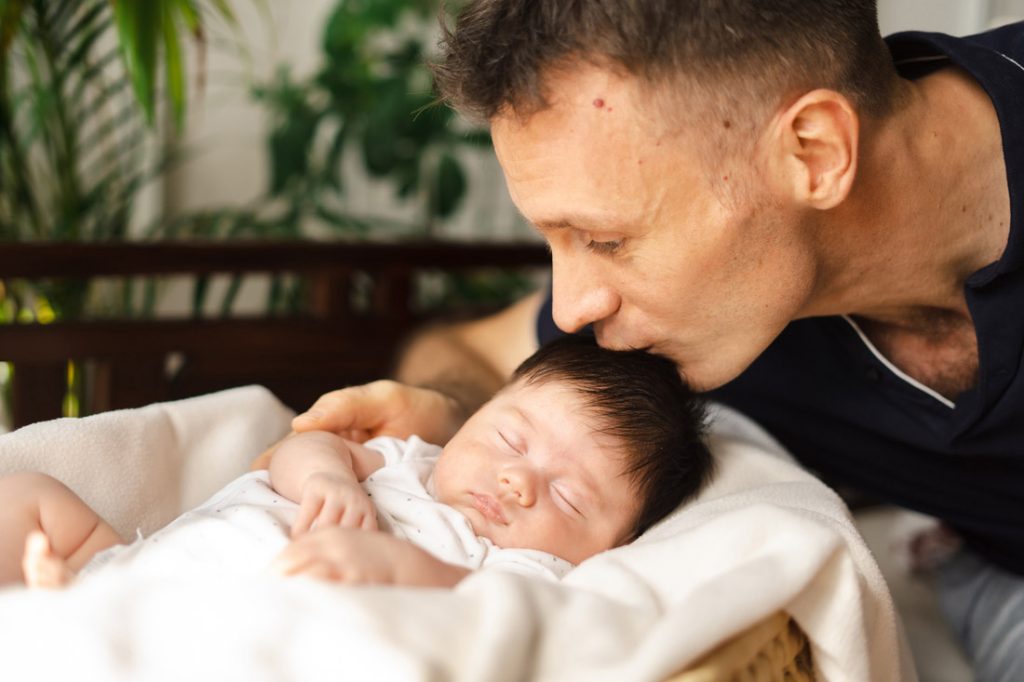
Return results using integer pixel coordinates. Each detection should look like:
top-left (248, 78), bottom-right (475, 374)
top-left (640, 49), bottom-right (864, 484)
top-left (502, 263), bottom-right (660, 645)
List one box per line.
top-left (997, 51), bottom-right (1024, 73)
top-left (842, 315), bottom-right (957, 409)
top-left (893, 48), bottom-right (1024, 75)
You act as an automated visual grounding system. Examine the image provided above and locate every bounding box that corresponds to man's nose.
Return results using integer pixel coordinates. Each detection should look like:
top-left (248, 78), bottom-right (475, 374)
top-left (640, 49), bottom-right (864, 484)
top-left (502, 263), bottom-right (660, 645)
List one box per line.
top-left (551, 252), bottom-right (620, 334)
top-left (500, 467), bottom-right (536, 507)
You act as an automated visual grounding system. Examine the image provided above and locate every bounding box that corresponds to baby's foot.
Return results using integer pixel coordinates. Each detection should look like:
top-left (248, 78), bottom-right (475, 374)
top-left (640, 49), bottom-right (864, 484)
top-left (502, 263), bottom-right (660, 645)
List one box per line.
top-left (22, 531), bottom-right (74, 588)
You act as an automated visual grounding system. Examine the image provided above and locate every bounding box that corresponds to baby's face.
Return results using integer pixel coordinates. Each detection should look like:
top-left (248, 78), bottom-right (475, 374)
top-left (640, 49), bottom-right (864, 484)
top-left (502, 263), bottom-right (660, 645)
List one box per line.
top-left (432, 379), bottom-right (640, 564)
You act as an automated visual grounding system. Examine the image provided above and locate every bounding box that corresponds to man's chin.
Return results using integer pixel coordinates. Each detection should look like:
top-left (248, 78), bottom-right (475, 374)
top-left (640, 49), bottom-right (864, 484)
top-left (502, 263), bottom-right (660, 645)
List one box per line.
top-left (673, 357), bottom-right (754, 392)
top-left (592, 335), bottom-right (754, 390)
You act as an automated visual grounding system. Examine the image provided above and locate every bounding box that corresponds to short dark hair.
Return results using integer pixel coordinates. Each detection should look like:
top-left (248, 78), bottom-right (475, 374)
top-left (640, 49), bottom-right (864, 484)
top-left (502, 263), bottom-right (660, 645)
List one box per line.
top-left (510, 334), bottom-right (714, 540)
top-left (433, 0), bottom-right (899, 125)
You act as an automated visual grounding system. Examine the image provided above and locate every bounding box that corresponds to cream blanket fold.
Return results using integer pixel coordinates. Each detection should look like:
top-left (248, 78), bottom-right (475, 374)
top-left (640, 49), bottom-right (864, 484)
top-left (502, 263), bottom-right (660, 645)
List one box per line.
top-left (0, 385), bottom-right (295, 537)
top-left (0, 392), bottom-right (915, 682)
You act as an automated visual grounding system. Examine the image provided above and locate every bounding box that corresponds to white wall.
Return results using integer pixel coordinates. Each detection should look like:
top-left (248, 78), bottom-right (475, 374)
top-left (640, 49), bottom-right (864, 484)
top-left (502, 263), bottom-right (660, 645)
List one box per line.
top-left (166, 2), bottom-right (1023, 243)
top-left (878, 0), bottom-right (1023, 34)
top-left (162, 0), bottom-right (528, 242)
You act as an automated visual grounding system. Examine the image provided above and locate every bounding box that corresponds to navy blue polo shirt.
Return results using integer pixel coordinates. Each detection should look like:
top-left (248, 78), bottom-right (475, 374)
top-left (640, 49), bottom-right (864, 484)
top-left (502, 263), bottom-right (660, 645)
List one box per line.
top-left (537, 22), bottom-right (1024, 575)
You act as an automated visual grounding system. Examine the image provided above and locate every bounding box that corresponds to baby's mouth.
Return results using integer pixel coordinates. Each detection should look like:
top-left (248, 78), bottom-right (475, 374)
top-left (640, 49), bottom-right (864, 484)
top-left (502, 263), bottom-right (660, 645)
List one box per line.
top-left (470, 493), bottom-right (508, 525)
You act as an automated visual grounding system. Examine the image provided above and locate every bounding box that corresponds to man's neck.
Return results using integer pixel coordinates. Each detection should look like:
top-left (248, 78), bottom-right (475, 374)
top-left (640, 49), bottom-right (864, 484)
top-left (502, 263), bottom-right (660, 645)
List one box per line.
top-left (809, 65), bottom-right (1010, 330)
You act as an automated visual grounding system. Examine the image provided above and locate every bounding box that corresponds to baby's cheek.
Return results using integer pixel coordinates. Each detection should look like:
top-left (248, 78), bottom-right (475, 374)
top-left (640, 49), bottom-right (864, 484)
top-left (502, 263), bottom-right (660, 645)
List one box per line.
top-left (523, 516), bottom-right (569, 555)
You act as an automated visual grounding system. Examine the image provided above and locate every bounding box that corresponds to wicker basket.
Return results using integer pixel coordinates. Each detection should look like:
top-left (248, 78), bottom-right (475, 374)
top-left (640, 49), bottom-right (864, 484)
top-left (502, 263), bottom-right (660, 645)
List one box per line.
top-left (667, 612), bottom-right (814, 682)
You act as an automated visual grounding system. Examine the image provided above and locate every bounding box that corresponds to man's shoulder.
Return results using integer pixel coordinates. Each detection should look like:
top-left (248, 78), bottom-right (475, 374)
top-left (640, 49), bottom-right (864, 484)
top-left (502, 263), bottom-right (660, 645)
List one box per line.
top-left (885, 20), bottom-right (1024, 64)
top-left (964, 20), bottom-right (1024, 56)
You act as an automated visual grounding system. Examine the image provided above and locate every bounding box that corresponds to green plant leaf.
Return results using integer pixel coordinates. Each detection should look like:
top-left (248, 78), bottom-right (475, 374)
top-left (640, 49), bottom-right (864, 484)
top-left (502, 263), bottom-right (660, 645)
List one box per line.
top-left (0, 0), bottom-right (25, 64)
top-left (57, 0), bottom-right (107, 60)
top-left (431, 151), bottom-right (466, 219)
top-left (207, 0), bottom-right (237, 26)
top-left (324, 120), bottom-right (348, 191)
top-left (175, 0), bottom-right (202, 32)
top-left (268, 103), bottom-right (322, 195)
top-left (65, 47), bottom-right (122, 106)
top-left (162, 2), bottom-right (187, 128)
top-left (111, 0), bottom-right (160, 124)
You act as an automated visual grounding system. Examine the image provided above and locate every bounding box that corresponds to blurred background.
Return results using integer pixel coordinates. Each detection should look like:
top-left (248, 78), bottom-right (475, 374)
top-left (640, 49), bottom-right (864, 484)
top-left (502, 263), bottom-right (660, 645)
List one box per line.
top-left (1, 0), bottom-right (1023, 430)
top-left (2, 3), bottom-right (1022, 678)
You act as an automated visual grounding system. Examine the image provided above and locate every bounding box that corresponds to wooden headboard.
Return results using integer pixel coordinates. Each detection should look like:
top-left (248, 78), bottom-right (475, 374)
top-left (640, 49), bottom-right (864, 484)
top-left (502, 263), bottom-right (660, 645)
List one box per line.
top-left (0, 241), bottom-right (549, 429)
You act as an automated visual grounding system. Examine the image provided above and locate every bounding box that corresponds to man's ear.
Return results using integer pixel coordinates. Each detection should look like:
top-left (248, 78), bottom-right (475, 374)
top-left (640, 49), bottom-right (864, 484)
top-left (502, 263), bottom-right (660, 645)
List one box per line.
top-left (766, 89), bottom-right (859, 210)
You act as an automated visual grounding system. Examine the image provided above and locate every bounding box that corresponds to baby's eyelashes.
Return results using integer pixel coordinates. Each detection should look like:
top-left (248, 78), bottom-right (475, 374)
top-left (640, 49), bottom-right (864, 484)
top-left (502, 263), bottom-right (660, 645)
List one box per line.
top-left (498, 431), bottom-right (525, 455)
top-left (551, 485), bottom-right (583, 517)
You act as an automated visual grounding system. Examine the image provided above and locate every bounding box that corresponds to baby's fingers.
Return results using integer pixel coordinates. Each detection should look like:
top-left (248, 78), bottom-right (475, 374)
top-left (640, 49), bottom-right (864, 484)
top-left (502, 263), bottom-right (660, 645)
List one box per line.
top-left (315, 499), bottom-right (346, 529)
top-left (292, 496), bottom-right (323, 537)
top-left (269, 546), bottom-right (308, 576)
top-left (360, 513), bottom-right (378, 532)
top-left (340, 504), bottom-right (375, 530)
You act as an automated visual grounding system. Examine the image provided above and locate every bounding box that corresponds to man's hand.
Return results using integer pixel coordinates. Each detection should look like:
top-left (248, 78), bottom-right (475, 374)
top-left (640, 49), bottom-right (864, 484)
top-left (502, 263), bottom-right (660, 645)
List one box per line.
top-left (291, 380), bottom-right (466, 446)
top-left (269, 527), bottom-right (470, 588)
top-left (292, 472), bottom-right (377, 537)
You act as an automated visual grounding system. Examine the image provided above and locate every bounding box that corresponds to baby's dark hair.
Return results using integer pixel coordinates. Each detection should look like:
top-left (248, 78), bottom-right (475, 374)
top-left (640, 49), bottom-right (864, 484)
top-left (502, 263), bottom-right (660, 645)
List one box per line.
top-left (510, 334), bottom-right (714, 540)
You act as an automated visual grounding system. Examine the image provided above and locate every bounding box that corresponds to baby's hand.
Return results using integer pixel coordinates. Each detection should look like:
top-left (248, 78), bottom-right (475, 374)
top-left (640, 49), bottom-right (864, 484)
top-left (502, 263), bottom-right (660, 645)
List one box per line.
top-left (269, 527), bottom-right (469, 587)
top-left (292, 472), bottom-right (377, 537)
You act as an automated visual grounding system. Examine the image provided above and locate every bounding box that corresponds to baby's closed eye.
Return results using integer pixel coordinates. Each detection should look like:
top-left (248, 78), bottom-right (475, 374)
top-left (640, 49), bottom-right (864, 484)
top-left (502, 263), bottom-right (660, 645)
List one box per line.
top-left (498, 431), bottom-right (525, 455)
top-left (551, 484), bottom-right (583, 517)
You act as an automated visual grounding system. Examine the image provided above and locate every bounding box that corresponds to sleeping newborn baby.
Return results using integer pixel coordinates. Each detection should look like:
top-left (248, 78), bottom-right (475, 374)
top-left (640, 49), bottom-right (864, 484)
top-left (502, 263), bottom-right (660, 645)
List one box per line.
top-left (0, 335), bottom-right (714, 589)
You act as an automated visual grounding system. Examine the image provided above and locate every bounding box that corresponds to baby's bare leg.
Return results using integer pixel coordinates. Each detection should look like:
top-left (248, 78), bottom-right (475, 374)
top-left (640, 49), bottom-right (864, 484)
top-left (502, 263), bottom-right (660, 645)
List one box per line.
top-left (0, 472), bottom-right (122, 585)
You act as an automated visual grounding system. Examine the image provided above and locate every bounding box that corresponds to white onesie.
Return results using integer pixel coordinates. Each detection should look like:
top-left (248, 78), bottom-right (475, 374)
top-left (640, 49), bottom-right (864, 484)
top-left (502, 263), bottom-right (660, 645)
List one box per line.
top-left (81, 435), bottom-right (572, 581)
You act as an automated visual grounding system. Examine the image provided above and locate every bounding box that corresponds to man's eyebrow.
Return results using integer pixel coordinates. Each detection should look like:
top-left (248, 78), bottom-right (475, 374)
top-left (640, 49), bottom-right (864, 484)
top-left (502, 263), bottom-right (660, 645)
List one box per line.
top-left (532, 218), bottom-right (576, 230)
top-left (529, 213), bottom-right (627, 232)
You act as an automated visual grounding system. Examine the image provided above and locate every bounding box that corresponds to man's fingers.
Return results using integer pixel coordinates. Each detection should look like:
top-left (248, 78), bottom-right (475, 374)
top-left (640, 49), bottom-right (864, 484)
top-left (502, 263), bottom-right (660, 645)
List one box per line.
top-left (292, 385), bottom-right (381, 435)
top-left (360, 514), bottom-right (378, 532)
top-left (342, 428), bottom-right (371, 443)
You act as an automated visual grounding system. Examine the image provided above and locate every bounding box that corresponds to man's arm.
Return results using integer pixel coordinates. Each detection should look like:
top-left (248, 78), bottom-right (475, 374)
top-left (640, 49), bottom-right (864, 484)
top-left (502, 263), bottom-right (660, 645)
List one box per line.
top-left (281, 290), bottom-right (544, 447)
top-left (393, 290), bottom-right (545, 422)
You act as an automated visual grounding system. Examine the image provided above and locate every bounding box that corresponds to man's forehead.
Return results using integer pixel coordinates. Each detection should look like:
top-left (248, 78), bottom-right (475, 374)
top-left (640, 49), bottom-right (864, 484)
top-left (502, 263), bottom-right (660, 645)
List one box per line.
top-left (490, 60), bottom-right (695, 145)
top-left (492, 126), bottom-right (667, 232)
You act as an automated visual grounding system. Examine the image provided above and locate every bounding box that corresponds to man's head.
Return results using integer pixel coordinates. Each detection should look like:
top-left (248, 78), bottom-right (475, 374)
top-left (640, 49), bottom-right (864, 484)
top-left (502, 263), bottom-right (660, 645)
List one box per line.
top-left (433, 1), bottom-right (902, 389)
top-left (433, 335), bottom-right (713, 564)
top-left (434, 0), bottom-right (897, 127)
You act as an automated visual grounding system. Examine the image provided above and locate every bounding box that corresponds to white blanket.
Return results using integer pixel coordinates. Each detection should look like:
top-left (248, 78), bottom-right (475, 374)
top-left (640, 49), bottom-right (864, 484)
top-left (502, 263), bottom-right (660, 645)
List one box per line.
top-left (0, 387), bottom-right (915, 681)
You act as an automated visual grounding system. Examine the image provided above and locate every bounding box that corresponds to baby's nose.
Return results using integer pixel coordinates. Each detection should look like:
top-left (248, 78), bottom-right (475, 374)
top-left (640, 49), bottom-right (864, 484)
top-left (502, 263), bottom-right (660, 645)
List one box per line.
top-left (500, 469), bottom-right (536, 507)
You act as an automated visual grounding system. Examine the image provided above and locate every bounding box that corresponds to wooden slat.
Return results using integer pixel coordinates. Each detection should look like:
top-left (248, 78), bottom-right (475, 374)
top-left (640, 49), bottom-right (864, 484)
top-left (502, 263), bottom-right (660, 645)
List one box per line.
top-left (9, 363), bottom-right (66, 426)
top-left (0, 240), bottom-right (549, 278)
top-left (0, 241), bottom-right (550, 427)
top-left (0, 317), bottom-right (416, 362)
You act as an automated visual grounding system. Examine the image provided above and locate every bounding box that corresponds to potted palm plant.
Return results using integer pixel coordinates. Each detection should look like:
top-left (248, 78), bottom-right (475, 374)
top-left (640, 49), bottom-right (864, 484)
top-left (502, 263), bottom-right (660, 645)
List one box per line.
top-left (0, 0), bottom-right (244, 422)
top-left (0, 0), bottom-right (241, 312)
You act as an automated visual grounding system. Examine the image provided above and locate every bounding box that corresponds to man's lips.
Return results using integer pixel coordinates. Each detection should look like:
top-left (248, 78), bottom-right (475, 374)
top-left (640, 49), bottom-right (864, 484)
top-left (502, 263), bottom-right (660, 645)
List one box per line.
top-left (594, 328), bottom-right (654, 353)
top-left (470, 493), bottom-right (508, 525)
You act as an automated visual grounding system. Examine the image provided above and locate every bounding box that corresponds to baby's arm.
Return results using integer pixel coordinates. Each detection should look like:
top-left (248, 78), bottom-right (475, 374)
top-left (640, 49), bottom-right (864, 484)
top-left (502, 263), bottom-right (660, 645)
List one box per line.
top-left (269, 431), bottom-right (386, 536)
top-left (271, 526), bottom-right (472, 588)
top-left (0, 472), bottom-right (122, 587)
